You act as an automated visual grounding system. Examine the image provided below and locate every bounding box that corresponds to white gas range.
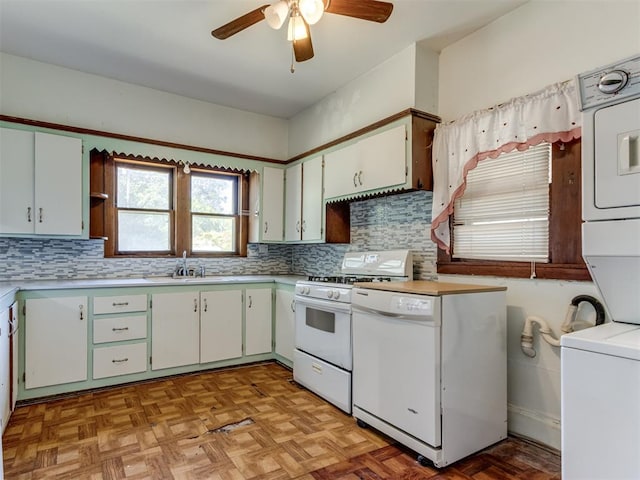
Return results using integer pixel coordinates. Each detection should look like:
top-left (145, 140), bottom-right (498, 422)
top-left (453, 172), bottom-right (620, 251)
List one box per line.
top-left (293, 250), bottom-right (413, 413)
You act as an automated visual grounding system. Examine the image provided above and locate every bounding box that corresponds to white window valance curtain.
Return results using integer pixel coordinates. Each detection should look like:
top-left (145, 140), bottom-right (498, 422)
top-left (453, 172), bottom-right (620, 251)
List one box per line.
top-left (431, 79), bottom-right (582, 253)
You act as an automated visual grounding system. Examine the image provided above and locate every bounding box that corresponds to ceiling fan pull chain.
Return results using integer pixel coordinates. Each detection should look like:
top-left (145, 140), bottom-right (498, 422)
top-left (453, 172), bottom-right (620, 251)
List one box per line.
top-left (290, 43), bottom-right (296, 74)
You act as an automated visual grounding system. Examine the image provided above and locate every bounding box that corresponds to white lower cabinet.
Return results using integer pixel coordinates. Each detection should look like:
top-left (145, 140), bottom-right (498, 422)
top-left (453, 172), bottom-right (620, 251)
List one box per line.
top-left (93, 315), bottom-right (147, 343)
top-left (25, 296), bottom-right (88, 389)
top-left (275, 288), bottom-right (295, 362)
top-left (200, 290), bottom-right (242, 364)
top-left (1, 303), bottom-right (10, 433)
top-left (245, 288), bottom-right (273, 356)
top-left (152, 289), bottom-right (244, 370)
top-left (93, 343), bottom-right (147, 379)
top-left (151, 291), bottom-right (200, 370)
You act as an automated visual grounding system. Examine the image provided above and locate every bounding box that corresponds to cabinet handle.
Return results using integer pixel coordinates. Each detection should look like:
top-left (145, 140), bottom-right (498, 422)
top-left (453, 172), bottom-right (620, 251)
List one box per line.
top-left (39, 207), bottom-right (43, 223)
top-left (194, 298), bottom-right (198, 312)
top-left (203, 298), bottom-right (208, 312)
top-left (112, 302), bottom-right (129, 307)
top-left (112, 358), bottom-right (129, 363)
top-left (112, 327), bottom-right (129, 332)
top-left (8, 317), bottom-right (18, 335)
top-left (358, 171), bottom-right (363, 186)
top-left (27, 207), bottom-right (32, 222)
top-left (264, 221), bottom-right (269, 234)
top-left (353, 172), bottom-right (358, 187)
top-left (296, 220), bottom-right (300, 233)
top-left (291, 300), bottom-right (295, 312)
top-left (248, 296), bottom-right (252, 308)
top-left (79, 305), bottom-right (84, 321)
top-left (302, 220), bottom-right (306, 233)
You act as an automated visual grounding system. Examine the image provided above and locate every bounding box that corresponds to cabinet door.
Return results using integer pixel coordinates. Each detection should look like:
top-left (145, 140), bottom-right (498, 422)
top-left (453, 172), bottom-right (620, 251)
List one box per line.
top-left (323, 142), bottom-right (359, 199)
top-left (34, 132), bottom-right (83, 235)
top-left (151, 292), bottom-right (199, 370)
top-left (9, 303), bottom-right (17, 412)
top-left (284, 163), bottom-right (302, 241)
top-left (275, 289), bottom-right (295, 362)
top-left (245, 288), bottom-right (272, 356)
top-left (0, 305), bottom-right (10, 433)
top-left (301, 156), bottom-right (323, 241)
top-left (358, 125), bottom-right (406, 192)
top-left (200, 290), bottom-right (242, 363)
top-left (25, 296), bottom-right (88, 389)
top-left (0, 128), bottom-right (34, 234)
top-left (261, 166), bottom-right (284, 241)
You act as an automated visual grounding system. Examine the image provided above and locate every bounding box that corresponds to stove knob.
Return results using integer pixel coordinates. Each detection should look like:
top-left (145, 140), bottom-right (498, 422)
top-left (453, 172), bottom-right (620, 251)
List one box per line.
top-left (333, 290), bottom-right (340, 299)
top-left (304, 287), bottom-right (310, 295)
top-left (296, 286), bottom-right (304, 294)
top-left (327, 290), bottom-right (334, 299)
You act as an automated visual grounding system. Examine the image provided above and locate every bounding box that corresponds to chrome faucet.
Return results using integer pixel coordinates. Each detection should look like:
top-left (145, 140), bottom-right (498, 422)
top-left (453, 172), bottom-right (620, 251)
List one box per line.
top-left (182, 250), bottom-right (188, 277)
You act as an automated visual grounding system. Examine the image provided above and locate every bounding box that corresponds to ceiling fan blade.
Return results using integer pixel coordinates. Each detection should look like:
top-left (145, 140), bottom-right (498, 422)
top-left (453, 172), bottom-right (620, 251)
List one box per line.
top-left (293, 21), bottom-right (314, 62)
top-left (324, 0), bottom-right (393, 23)
top-left (211, 4), bottom-right (270, 39)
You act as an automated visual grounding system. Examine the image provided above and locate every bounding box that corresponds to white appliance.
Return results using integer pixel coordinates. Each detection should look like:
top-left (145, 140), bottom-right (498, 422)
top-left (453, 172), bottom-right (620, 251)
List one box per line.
top-left (561, 55), bottom-right (640, 480)
top-left (293, 250), bottom-right (412, 414)
top-left (351, 284), bottom-right (507, 467)
top-left (577, 54), bottom-right (640, 325)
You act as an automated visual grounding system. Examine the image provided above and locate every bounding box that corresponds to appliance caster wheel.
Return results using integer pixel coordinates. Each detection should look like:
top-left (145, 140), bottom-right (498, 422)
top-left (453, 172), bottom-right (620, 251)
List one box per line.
top-left (417, 455), bottom-right (431, 467)
top-left (356, 418), bottom-right (368, 428)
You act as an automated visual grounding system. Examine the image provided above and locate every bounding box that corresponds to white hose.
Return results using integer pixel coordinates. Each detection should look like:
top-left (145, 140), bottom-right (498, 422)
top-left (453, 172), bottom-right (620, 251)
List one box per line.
top-left (520, 315), bottom-right (562, 357)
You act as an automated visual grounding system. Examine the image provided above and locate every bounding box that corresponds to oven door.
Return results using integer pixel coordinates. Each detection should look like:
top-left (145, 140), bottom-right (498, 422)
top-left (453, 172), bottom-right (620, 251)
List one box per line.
top-left (295, 295), bottom-right (352, 370)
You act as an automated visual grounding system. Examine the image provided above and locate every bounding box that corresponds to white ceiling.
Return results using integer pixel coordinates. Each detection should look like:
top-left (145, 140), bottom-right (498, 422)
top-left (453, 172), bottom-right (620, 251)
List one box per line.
top-left (0, 0), bottom-right (528, 119)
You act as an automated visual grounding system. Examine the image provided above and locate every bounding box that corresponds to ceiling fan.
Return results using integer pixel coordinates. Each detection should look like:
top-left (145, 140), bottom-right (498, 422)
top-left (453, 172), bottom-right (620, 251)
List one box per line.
top-left (211, 0), bottom-right (393, 67)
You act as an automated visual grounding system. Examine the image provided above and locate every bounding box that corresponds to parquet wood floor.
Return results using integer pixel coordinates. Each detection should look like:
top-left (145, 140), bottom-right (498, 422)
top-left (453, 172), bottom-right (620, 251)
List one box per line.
top-left (2, 363), bottom-right (560, 480)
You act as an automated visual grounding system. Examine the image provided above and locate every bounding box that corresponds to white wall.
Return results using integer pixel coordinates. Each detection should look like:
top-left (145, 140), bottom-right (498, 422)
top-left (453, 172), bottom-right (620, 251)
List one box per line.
top-left (0, 53), bottom-right (289, 160)
top-left (438, 0), bottom-right (640, 122)
top-left (437, 0), bottom-right (640, 449)
top-left (287, 43), bottom-right (439, 157)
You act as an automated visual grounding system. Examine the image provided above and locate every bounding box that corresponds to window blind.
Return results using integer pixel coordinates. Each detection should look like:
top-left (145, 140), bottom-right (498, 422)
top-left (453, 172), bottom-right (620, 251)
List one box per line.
top-left (452, 143), bottom-right (551, 262)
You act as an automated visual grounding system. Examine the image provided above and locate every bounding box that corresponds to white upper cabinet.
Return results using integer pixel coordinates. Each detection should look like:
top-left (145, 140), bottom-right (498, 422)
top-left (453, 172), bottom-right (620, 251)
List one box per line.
top-left (256, 166), bottom-right (284, 242)
top-left (324, 142), bottom-right (360, 199)
top-left (324, 124), bottom-right (407, 199)
top-left (284, 156), bottom-right (324, 242)
top-left (301, 156), bottom-right (323, 241)
top-left (0, 128), bottom-right (83, 236)
top-left (284, 163), bottom-right (302, 242)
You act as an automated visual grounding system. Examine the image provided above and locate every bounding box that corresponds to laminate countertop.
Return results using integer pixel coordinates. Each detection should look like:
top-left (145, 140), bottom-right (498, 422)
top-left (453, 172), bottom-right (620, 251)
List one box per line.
top-left (353, 280), bottom-right (507, 296)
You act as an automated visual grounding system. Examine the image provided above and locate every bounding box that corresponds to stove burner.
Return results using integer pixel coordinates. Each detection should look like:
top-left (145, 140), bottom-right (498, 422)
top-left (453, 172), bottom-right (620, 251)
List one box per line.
top-left (307, 275), bottom-right (394, 284)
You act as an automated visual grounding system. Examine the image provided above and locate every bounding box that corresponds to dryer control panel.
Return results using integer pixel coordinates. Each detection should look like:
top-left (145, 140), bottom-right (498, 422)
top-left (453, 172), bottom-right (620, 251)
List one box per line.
top-left (577, 55), bottom-right (640, 110)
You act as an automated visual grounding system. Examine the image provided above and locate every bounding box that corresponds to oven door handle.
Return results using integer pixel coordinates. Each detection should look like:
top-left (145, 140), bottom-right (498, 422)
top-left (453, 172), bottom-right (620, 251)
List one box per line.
top-left (295, 295), bottom-right (351, 314)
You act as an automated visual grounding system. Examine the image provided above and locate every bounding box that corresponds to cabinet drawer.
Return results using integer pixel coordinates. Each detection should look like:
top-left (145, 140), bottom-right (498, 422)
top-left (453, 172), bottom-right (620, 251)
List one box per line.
top-left (93, 295), bottom-right (147, 315)
top-left (93, 315), bottom-right (147, 344)
top-left (93, 343), bottom-right (147, 379)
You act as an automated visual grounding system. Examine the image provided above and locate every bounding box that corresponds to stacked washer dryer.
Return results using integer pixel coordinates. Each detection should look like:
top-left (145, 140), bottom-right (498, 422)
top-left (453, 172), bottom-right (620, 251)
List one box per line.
top-left (561, 55), bottom-right (640, 480)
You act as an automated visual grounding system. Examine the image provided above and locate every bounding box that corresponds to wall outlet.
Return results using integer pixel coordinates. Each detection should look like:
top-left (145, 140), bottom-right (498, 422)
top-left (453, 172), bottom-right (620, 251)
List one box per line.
top-left (258, 244), bottom-right (268, 254)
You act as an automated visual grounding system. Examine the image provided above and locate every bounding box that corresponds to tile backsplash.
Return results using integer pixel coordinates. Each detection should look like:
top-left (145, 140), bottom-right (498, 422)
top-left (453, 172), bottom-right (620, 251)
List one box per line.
top-left (0, 190), bottom-right (436, 281)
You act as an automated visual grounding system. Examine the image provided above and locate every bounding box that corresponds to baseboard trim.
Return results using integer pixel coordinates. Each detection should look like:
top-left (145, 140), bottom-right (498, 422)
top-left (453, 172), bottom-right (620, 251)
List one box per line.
top-left (507, 403), bottom-right (561, 451)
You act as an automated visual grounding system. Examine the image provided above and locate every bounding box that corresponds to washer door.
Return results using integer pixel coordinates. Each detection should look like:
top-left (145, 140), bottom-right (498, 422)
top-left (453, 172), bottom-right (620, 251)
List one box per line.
top-left (594, 97), bottom-right (640, 210)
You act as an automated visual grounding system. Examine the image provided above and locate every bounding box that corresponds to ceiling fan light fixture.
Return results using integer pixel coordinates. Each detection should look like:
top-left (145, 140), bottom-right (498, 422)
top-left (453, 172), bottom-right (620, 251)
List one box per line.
top-left (264, 0), bottom-right (289, 30)
top-left (298, 0), bottom-right (324, 25)
top-left (287, 14), bottom-right (308, 41)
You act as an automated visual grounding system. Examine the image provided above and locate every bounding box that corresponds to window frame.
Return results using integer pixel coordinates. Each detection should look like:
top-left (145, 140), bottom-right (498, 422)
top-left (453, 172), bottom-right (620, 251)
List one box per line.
top-left (436, 139), bottom-right (591, 281)
top-left (114, 159), bottom-right (175, 255)
top-left (187, 168), bottom-right (241, 255)
top-left (103, 155), bottom-right (248, 258)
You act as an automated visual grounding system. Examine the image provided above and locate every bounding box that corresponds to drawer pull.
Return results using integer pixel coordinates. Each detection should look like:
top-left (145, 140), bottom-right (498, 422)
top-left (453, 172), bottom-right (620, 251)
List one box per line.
top-left (112, 358), bottom-right (129, 363)
top-left (112, 327), bottom-right (129, 332)
top-left (112, 302), bottom-right (129, 307)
